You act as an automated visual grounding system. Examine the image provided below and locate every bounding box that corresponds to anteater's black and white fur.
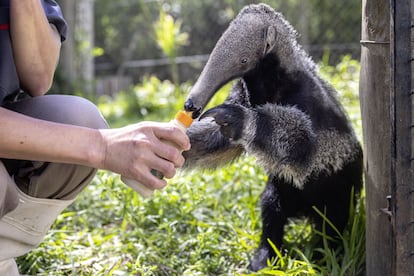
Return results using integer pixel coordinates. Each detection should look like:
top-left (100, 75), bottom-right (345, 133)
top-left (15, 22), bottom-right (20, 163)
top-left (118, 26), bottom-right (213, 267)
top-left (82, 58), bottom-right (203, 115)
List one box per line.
top-left (183, 3), bottom-right (363, 271)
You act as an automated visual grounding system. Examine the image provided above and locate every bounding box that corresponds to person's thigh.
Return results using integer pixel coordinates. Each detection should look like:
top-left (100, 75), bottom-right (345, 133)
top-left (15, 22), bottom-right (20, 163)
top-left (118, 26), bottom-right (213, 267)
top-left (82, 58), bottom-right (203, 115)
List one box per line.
top-left (2, 94), bottom-right (108, 200)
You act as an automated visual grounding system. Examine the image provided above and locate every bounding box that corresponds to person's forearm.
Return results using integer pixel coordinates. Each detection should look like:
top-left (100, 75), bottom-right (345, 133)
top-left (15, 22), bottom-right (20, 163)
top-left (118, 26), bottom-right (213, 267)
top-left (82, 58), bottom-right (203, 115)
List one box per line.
top-left (0, 108), bottom-right (104, 168)
top-left (10, 0), bottom-right (61, 96)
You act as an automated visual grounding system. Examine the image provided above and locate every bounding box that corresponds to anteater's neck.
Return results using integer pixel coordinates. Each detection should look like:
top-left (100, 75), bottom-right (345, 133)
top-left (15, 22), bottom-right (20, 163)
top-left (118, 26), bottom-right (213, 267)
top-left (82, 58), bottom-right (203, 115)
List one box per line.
top-left (243, 54), bottom-right (305, 107)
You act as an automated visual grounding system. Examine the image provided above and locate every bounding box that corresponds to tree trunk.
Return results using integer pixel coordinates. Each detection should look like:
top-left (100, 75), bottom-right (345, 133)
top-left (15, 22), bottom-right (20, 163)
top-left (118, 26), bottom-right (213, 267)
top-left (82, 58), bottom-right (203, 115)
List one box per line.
top-left (57, 0), bottom-right (94, 95)
top-left (76, 0), bottom-right (95, 95)
top-left (58, 0), bottom-right (76, 91)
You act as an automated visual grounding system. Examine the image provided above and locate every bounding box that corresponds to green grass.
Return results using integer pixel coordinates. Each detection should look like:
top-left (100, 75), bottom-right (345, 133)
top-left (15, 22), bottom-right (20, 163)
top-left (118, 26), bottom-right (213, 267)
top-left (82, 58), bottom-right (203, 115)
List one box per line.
top-left (16, 56), bottom-right (365, 275)
top-left (17, 160), bottom-right (266, 275)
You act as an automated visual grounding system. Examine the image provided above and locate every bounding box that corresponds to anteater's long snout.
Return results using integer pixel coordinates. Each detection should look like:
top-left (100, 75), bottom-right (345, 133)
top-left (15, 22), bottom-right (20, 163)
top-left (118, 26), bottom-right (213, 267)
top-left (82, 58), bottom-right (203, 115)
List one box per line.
top-left (184, 41), bottom-right (236, 119)
top-left (183, 98), bottom-right (202, 119)
top-left (184, 71), bottom-right (221, 119)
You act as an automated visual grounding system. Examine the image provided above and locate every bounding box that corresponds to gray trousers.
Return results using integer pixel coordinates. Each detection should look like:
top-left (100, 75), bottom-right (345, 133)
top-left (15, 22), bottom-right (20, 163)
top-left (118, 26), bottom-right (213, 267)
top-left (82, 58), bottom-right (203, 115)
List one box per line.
top-left (0, 94), bottom-right (108, 218)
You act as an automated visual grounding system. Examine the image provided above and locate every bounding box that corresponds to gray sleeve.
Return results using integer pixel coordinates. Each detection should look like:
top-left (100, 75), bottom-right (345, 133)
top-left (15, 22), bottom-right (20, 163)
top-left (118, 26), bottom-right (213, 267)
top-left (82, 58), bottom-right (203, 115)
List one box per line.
top-left (41, 0), bottom-right (67, 41)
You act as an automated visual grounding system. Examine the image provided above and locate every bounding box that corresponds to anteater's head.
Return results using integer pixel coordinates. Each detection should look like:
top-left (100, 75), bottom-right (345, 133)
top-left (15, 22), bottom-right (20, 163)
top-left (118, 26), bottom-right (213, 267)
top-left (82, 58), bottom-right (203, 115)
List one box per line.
top-left (184, 3), bottom-right (300, 118)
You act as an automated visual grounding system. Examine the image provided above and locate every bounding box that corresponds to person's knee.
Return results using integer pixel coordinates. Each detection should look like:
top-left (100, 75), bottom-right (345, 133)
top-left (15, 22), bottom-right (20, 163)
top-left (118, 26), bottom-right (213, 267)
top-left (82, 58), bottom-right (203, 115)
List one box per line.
top-left (63, 96), bottom-right (109, 129)
top-left (5, 95), bottom-right (109, 130)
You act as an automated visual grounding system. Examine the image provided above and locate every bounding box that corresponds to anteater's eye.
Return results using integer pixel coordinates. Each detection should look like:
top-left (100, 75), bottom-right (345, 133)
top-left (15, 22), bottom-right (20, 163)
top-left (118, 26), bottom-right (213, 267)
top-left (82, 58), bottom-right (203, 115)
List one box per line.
top-left (241, 58), bottom-right (248, 64)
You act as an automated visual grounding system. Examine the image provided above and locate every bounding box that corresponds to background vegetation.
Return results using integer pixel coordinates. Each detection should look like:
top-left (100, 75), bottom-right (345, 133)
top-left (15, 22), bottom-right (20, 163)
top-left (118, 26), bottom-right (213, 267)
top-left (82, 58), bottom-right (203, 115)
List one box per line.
top-left (55, 0), bottom-right (361, 94)
top-left (91, 0), bottom-right (361, 77)
top-left (17, 56), bottom-right (365, 275)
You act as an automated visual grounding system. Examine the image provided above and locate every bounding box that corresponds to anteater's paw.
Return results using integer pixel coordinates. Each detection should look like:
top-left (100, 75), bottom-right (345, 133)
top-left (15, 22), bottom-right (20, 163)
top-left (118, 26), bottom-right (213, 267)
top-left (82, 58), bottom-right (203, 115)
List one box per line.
top-left (200, 104), bottom-right (247, 141)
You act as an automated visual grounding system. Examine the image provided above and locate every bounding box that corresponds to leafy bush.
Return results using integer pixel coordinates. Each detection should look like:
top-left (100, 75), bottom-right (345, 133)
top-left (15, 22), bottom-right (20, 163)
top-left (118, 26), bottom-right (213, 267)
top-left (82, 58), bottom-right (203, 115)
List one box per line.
top-left (319, 54), bottom-right (362, 141)
top-left (97, 75), bottom-right (188, 127)
top-left (17, 56), bottom-right (365, 275)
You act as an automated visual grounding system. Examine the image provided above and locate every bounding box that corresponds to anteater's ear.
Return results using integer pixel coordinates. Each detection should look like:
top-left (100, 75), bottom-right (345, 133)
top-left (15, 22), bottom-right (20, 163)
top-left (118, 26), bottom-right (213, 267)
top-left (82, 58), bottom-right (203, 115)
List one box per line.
top-left (263, 26), bottom-right (276, 56)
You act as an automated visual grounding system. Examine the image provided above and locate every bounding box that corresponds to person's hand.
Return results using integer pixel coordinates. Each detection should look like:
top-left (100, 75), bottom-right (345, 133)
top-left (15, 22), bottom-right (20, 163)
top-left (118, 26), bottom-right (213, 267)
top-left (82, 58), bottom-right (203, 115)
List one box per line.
top-left (97, 122), bottom-right (191, 193)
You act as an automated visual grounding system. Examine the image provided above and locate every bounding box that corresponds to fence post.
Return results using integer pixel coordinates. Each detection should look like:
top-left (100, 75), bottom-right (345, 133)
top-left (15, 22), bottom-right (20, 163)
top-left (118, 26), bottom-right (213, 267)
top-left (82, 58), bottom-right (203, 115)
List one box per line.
top-left (390, 0), bottom-right (414, 274)
top-left (360, 0), bottom-right (393, 275)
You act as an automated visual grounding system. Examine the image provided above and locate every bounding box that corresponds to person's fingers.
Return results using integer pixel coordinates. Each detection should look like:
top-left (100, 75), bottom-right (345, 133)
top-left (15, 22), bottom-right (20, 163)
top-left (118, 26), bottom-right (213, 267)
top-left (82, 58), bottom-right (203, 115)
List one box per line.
top-left (151, 142), bottom-right (185, 168)
top-left (154, 125), bottom-right (191, 151)
top-left (99, 122), bottom-right (188, 193)
top-left (145, 153), bottom-right (177, 179)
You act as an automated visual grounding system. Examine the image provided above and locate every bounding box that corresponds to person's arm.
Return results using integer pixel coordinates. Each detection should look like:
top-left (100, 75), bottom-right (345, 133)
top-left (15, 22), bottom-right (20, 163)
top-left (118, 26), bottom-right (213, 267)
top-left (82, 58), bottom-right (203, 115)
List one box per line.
top-left (9, 0), bottom-right (61, 96)
top-left (0, 107), bottom-right (191, 190)
top-left (0, 107), bottom-right (102, 165)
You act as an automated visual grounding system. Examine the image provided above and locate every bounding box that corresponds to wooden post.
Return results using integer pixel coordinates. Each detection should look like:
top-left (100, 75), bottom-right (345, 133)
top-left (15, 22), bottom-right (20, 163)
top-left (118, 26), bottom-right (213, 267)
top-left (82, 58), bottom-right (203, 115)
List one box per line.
top-left (360, 0), bottom-right (393, 275)
top-left (362, 0), bottom-right (414, 274)
top-left (390, 0), bottom-right (413, 274)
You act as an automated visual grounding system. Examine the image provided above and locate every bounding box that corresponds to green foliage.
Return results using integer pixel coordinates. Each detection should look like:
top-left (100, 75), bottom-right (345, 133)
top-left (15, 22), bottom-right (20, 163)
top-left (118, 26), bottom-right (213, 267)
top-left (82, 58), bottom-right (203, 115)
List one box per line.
top-left (154, 9), bottom-right (189, 85)
top-left (94, 1), bottom-right (158, 63)
top-left (98, 74), bottom-right (232, 127)
top-left (90, 0), bottom-right (361, 81)
top-left (17, 56), bottom-right (365, 275)
top-left (97, 75), bottom-right (189, 127)
top-left (17, 159), bottom-right (266, 275)
top-left (154, 10), bottom-right (189, 59)
top-left (319, 54), bottom-right (362, 141)
top-left (312, 189), bottom-right (366, 276)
